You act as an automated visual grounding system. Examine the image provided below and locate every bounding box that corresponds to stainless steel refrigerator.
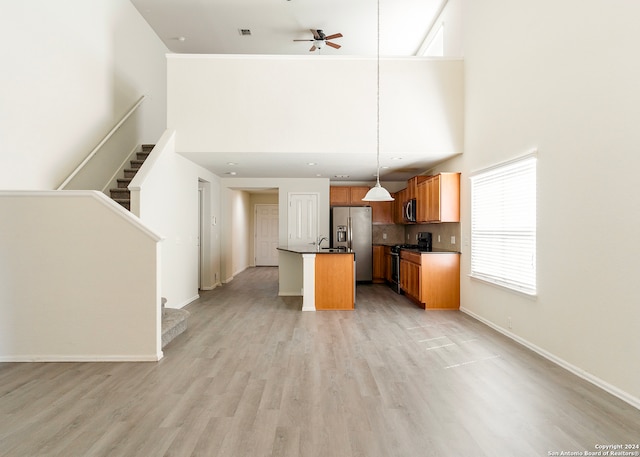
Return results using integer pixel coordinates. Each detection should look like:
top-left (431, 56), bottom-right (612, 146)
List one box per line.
top-left (331, 206), bottom-right (372, 281)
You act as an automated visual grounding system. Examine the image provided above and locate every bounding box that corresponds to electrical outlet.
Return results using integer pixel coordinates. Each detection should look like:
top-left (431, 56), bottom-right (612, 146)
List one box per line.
top-left (383, 233), bottom-right (387, 240)
top-left (451, 236), bottom-right (456, 244)
top-left (438, 235), bottom-right (441, 242)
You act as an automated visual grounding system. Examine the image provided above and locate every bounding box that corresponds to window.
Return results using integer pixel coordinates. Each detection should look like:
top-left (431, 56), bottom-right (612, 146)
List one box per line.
top-left (470, 153), bottom-right (537, 295)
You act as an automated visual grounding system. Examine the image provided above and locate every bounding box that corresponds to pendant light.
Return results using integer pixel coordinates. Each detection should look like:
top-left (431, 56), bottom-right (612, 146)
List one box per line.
top-left (363, 0), bottom-right (394, 202)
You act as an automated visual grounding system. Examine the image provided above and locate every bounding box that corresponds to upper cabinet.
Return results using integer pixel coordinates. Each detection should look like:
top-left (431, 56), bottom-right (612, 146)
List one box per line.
top-left (330, 186), bottom-right (369, 206)
top-left (331, 171), bottom-right (459, 226)
top-left (393, 188), bottom-right (408, 224)
top-left (330, 186), bottom-right (393, 225)
top-left (417, 172), bottom-right (460, 223)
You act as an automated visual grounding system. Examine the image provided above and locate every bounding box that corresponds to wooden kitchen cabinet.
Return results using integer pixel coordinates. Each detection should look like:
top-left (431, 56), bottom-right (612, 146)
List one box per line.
top-left (400, 250), bottom-right (422, 301)
top-left (416, 172), bottom-right (460, 223)
top-left (407, 176), bottom-right (428, 201)
top-left (372, 245), bottom-right (386, 283)
top-left (384, 246), bottom-right (393, 282)
top-left (330, 186), bottom-right (393, 223)
top-left (330, 186), bottom-right (351, 206)
top-left (315, 253), bottom-right (355, 310)
top-left (349, 186), bottom-right (369, 204)
top-left (393, 188), bottom-right (408, 224)
top-left (400, 250), bottom-right (460, 309)
top-left (329, 186), bottom-right (372, 206)
top-left (370, 201), bottom-right (393, 224)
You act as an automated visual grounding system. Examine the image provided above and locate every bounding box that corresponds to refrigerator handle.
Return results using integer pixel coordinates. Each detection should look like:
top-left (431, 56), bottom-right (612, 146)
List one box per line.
top-left (348, 217), bottom-right (353, 249)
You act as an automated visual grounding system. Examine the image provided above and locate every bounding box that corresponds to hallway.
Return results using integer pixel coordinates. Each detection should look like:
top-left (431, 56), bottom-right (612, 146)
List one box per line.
top-left (0, 267), bottom-right (638, 456)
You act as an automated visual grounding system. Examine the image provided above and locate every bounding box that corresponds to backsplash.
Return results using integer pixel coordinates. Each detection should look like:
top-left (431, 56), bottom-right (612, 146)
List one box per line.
top-left (405, 223), bottom-right (461, 251)
top-left (372, 224), bottom-right (405, 245)
top-left (372, 222), bottom-right (461, 251)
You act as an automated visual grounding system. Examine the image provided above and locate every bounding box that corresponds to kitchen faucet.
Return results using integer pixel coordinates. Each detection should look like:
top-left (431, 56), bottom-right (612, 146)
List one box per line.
top-left (316, 236), bottom-right (328, 247)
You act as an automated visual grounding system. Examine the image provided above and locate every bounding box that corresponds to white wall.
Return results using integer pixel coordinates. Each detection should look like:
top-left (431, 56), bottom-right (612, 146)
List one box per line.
top-left (0, 192), bottom-right (162, 361)
top-left (448, 0), bottom-right (640, 406)
top-left (166, 55), bottom-right (463, 157)
top-left (0, 0), bottom-right (168, 190)
top-left (218, 177), bottom-right (330, 290)
top-left (131, 131), bottom-right (222, 309)
top-left (420, 0), bottom-right (464, 57)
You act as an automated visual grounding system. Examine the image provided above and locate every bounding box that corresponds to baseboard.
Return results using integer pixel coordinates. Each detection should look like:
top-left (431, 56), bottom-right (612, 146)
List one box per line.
top-left (278, 291), bottom-right (302, 297)
top-left (460, 306), bottom-right (640, 411)
top-left (171, 295), bottom-right (199, 309)
top-left (0, 353), bottom-right (163, 362)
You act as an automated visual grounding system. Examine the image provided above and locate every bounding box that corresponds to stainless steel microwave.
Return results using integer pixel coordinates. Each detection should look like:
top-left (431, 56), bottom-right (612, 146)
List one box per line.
top-left (403, 198), bottom-right (416, 223)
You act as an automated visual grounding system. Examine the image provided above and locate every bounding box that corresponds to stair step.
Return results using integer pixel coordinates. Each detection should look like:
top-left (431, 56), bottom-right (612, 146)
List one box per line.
top-left (162, 308), bottom-right (189, 348)
top-left (112, 198), bottom-right (130, 210)
top-left (109, 144), bottom-right (154, 212)
top-left (117, 178), bottom-right (131, 188)
top-left (124, 169), bottom-right (138, 179)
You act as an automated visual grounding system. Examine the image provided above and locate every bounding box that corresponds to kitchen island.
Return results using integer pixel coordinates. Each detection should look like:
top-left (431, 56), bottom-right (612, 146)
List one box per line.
top-left (277, 247), bottom-right (355, 311)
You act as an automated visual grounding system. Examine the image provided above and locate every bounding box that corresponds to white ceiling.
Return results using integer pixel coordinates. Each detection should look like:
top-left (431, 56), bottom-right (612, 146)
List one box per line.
top-left (131, 0), bottom-right (452, 182)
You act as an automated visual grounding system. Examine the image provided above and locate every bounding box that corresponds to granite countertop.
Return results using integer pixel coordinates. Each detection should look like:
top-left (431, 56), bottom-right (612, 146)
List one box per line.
top-left (277, 246), bottom-right (355, 255)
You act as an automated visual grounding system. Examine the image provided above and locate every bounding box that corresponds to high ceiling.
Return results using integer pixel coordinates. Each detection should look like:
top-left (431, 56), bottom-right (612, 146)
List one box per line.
top-left (131, 0), bottom-right (453, 182)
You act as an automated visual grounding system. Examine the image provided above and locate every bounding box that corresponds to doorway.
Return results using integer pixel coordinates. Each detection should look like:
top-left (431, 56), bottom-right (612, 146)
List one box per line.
top-left (255, 204), bottom-right (279, 266)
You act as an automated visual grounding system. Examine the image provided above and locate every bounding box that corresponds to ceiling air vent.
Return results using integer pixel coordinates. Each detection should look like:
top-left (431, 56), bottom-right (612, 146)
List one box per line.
top-left (239, 29), bottom-right (252, 36)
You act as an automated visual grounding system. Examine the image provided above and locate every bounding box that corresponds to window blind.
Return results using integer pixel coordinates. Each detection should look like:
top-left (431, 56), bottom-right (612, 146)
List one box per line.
top-left (470, 154), bottom-right (537, 295)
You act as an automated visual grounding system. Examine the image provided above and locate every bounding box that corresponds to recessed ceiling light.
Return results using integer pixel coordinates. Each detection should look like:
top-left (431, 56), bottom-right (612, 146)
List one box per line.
top-left (177, 36), bottom-right (186, 42)
top-left (225, 171), bottom-right (237, 176)
top-left (307, 162), bottom-right (317, 166)
top-left (227, 162), bottom-right (237, 166)
top-left (390, 157), bottom-right (403, 160)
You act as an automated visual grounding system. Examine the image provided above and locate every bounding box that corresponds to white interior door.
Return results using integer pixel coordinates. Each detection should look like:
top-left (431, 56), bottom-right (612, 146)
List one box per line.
top-left (288, 193), bottom-right (318, 248)
top-left (255, 204), bottom-right (279, 266)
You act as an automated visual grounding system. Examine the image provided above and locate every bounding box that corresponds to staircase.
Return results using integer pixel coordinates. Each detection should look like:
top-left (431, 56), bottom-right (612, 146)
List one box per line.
top-left (109, 144), bottom-right (154, 211)
top-left (161, 297), bottom-right (190, 348)
top-left (108, 145), bottom-right (190, 348)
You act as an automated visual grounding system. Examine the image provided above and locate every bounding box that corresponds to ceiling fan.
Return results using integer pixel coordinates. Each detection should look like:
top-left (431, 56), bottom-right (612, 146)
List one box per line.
top-left (294, 29), bottom-right (343, 52)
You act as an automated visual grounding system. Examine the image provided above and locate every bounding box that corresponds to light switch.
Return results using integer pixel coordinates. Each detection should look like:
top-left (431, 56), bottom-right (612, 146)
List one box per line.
top-left (451, 236), bottom-right (456, 244)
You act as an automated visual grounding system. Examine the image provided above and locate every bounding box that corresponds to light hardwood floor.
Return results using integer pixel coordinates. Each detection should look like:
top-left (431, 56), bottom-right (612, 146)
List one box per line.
top-left (1, 267), bottom-right (638, 456)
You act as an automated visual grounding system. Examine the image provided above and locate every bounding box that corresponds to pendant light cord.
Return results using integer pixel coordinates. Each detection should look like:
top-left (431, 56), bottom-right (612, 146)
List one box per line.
top-left (376, 0), bottom-right (381, 184)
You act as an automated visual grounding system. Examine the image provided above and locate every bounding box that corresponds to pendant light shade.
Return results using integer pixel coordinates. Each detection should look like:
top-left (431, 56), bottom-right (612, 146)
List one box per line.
top-left (362, 0), bottom-right (394, 203)
top-left (363, 179), bottom-right (394, 201)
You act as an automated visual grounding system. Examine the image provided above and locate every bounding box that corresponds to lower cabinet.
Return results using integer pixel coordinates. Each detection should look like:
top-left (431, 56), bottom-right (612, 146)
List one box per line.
top-left (400, 250), bottom-right (460, 309)
top-left (384, 246), bottom-right (393, 282)
top-left (372, 245), bottom-right (386, 283)
top-left (400, 251), bottom-right (422, 301)
top-left (315, 254), bottom-right (355, 310)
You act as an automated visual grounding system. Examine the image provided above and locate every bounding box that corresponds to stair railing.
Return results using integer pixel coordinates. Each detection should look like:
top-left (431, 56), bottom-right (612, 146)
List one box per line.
top-left (57, 95), bottom-right (146, 190)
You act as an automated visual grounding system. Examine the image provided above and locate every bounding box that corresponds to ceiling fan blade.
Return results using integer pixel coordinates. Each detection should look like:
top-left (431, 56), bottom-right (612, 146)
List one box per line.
top-left (309, 45), bottom-right (317, 52)
top-left (324, 33), bottom-right (343, 40)
top-left (310, 29), bottom-right (322, 40)
top-left (293, 39), bottom-right (313, 42)
top-left (325, 41), bottom-right (341, 49)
